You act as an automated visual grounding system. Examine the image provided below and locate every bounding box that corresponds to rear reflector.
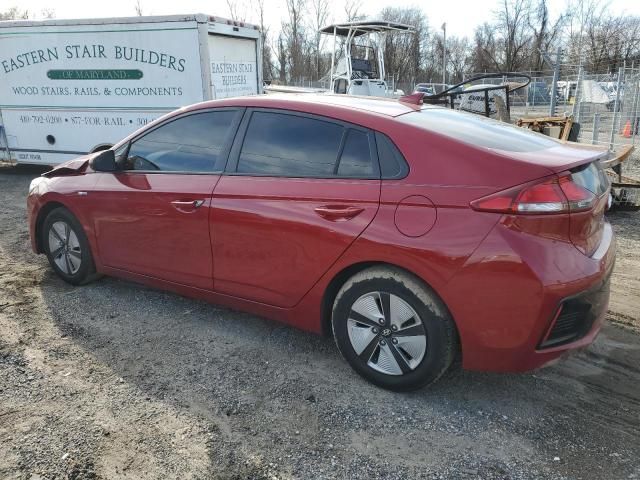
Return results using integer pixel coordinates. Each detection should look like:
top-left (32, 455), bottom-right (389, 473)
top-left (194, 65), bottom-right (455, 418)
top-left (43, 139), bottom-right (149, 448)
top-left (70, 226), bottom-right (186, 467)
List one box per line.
top-left (471, 172), bottom-right (597, 215)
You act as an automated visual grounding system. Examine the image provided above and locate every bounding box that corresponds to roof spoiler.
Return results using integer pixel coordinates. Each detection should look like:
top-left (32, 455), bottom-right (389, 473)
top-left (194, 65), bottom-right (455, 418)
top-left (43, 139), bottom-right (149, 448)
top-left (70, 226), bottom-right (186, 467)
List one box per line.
top-left (399, 92), bottom-right (425, 105)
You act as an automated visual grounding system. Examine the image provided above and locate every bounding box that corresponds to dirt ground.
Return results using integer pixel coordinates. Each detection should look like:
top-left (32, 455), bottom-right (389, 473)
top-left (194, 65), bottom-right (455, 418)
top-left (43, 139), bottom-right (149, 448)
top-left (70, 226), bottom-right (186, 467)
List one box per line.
top-left (1, 164), bottom-right (639, 480)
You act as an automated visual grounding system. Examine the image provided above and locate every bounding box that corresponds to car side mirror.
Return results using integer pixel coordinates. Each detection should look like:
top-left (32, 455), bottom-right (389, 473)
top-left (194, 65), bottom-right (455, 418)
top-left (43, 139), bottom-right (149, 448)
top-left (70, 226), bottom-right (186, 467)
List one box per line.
top-left (90, 149), bottom-right (116, 172)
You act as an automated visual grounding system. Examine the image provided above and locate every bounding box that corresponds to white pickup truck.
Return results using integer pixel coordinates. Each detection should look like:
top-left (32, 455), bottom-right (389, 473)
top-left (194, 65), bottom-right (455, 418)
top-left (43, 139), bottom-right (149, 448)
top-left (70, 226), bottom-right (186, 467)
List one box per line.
top-left (0, 14), bottom-right (262, 165)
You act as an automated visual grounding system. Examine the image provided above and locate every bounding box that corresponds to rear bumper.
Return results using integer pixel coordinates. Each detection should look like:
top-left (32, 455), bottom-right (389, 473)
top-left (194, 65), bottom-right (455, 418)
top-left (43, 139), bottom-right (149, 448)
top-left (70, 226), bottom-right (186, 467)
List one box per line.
top-left (441, 220), bottom-right (616, 373)
top-left (537, 264), bottom-right (612, 350)
top-left (517, 256), bottom-right (613, 371)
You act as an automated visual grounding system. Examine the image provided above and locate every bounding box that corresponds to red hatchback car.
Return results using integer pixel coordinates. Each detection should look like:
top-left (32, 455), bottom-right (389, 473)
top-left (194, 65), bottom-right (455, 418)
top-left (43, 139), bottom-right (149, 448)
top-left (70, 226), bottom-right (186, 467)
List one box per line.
top-left (27, 94), bottom-right (615, 391)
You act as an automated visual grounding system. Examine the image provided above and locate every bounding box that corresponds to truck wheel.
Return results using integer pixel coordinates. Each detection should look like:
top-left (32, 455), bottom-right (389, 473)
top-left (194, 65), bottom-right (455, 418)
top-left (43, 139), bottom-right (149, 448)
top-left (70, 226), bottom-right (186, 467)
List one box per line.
top-left (42, 207), bottom-right (99, 286)
top-left (331, 266), bottom-right (457, 391)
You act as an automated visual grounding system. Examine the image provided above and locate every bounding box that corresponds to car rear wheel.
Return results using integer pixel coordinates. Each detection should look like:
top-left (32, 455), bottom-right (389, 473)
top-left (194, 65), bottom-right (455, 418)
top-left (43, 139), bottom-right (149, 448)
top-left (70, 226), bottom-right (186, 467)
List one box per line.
top-left (42, 207), bottom-right (98, 285)
top-left (332, 266), bottom-right (457, 391)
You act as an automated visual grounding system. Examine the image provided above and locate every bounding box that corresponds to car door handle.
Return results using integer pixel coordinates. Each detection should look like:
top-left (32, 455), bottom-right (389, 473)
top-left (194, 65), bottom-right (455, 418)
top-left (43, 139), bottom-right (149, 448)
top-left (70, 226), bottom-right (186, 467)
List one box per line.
top-left (314, 205), bottom-right (365, 221)
top-left (171, 199), bottom-right (204, 209)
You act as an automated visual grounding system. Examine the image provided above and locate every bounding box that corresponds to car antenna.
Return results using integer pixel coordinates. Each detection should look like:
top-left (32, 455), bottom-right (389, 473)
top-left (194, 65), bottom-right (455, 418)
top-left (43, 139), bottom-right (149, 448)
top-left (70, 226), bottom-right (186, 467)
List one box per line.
top-left (399, 92), bottom-right (425, 105)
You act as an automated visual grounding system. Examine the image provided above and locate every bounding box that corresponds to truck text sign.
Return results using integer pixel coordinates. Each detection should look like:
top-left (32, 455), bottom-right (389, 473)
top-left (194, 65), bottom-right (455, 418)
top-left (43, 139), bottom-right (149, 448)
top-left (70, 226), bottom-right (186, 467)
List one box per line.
top-left (0, 27), bottom-right (203, 109)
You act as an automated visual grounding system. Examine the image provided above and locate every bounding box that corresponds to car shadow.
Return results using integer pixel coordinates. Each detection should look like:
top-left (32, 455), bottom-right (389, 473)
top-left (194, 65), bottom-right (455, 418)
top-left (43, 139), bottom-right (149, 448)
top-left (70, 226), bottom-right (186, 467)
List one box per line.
top-left (4, 161), bottom-right (638, 476)
top-left (37, 270), bottom-right (640, 477)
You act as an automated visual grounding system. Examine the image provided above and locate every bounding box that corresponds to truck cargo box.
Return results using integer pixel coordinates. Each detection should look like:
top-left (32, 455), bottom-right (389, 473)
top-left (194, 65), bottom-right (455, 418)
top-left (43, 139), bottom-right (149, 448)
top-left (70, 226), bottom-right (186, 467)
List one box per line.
top-left (0, 14), bottom-right (262, 165)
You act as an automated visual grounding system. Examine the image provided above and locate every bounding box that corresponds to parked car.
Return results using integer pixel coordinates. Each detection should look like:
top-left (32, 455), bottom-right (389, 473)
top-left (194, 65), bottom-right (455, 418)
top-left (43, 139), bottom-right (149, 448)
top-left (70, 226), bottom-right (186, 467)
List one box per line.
top-left (27, 94), bottom-right (615, 391)
top-left (413, 83), bottom-right (436, 95)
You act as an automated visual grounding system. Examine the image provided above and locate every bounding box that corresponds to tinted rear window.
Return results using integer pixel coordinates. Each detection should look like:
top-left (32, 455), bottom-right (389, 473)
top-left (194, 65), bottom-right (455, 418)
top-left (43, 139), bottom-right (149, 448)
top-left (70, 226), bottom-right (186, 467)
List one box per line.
top-left (375, 132), bottom-right (409, 179)
top-left (337, 129), bottom-right (373, 177)
top-left (399, 108), bottom-right (559, 152)
top-left (238, 111), bottom-right (343, 176)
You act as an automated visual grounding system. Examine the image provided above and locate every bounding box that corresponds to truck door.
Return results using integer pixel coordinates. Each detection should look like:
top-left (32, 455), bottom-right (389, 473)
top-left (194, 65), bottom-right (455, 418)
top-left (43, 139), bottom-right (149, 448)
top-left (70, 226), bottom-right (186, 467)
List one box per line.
top-left (208, 34), bottom-right (259, 99)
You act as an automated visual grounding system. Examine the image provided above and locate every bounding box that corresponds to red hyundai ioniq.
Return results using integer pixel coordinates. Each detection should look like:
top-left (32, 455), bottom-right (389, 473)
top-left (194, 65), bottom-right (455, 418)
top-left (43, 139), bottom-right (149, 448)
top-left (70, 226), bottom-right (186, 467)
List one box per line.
top-left (27, 94), bottom-right (615, 391)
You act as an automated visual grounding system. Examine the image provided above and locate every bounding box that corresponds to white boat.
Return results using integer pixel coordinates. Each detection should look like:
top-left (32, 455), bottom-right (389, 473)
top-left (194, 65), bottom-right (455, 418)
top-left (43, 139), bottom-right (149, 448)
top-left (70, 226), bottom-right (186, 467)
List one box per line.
top-left (262, 20), bottom-right (414, 97)
top-left (320, 20), bottom-right (413, 97)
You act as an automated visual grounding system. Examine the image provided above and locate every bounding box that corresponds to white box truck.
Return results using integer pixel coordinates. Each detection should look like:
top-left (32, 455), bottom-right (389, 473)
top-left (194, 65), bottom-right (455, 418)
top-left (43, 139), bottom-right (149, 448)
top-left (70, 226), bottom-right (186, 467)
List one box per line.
top-left (0, 14), bottom-right (262, 165)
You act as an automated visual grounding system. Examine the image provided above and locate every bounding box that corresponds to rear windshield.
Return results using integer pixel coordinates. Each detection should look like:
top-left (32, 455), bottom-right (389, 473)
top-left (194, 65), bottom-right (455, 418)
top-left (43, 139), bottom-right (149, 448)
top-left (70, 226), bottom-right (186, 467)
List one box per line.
top-left (399, 108), bottom-right (560, 152)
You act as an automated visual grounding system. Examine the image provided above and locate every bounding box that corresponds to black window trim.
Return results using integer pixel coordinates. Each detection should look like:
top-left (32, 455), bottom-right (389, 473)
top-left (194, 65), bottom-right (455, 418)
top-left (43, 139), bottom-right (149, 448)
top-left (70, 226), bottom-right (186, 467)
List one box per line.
top-left (225, 107), bottom-right (381, 180)
top-left (115, 107), bottom-right (245, 175)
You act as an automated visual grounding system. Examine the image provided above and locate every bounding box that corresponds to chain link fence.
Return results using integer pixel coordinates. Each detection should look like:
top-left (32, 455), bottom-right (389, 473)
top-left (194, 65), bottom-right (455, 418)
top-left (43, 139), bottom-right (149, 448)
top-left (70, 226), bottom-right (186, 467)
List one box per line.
top-left (503, 65), bottom-right (640, 173)
top-left (470, 65), bottom-right (640, 208)
top-left (471, 64), bottom-right (639, 207)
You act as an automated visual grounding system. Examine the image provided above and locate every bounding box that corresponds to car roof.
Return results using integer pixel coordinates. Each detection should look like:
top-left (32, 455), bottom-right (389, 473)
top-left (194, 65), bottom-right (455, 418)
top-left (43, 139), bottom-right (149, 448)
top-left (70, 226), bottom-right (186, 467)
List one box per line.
top-left (188, 93), bottom-right (420, 118)
top-left (113, 94), bottom-right (426, 150)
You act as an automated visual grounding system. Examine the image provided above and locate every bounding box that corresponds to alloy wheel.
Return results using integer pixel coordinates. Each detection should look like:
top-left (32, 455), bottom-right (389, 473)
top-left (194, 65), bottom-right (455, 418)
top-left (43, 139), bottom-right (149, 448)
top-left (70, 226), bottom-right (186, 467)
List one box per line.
top-left (347, 291), bottom-right (427, 376)
top-left (48, 221), bottom-right (82, 275)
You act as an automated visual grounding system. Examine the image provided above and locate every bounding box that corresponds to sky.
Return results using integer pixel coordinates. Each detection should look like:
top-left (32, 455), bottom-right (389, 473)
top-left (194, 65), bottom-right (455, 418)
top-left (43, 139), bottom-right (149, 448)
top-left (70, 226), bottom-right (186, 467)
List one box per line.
top-left (4, 0), bottom-right (640, 39)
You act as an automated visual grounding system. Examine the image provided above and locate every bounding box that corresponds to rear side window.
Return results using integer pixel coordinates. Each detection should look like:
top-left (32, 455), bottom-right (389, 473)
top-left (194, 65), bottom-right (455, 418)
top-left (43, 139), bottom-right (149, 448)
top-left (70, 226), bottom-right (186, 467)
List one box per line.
top-left (124, 110), bottom-right (236, 172)
top-left (375, 132), bottom-right (409, 179)
top-left (337, 129), bottom-right (374, 177)
top-left (236, 111), bottom-right (378, 179)
top-left (238, 111), bottom-right (343, 177)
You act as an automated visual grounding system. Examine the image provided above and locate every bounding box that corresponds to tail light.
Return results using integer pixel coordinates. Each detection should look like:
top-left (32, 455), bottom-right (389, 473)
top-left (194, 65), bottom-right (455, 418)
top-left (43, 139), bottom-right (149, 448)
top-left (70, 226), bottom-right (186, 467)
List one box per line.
top-left (471, 173), bottom-right (596, 214)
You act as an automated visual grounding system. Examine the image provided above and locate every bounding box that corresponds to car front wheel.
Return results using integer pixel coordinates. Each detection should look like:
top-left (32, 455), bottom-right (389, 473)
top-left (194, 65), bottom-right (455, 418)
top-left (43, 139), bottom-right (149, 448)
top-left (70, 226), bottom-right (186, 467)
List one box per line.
top-left (42, 207), bottom-right (98, 285)
top-left (332, 266), bottom-right (457, 391)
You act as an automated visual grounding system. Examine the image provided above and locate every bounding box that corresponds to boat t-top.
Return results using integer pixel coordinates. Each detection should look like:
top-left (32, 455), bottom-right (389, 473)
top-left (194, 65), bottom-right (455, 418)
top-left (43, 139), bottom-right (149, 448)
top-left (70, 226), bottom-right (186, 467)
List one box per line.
top-left (319, 20), bottom-right (414, 97)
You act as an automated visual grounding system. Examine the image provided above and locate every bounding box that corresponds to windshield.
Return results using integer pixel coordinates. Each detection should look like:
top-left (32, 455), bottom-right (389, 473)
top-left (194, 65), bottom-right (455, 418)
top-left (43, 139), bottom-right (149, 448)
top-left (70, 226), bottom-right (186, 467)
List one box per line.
top-left (399, 108), bottom-right (560, 153)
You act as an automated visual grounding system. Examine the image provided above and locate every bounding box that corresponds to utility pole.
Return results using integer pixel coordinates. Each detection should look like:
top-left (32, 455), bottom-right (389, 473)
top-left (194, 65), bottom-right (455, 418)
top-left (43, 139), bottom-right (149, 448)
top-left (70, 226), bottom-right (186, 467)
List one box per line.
top-left (441, 22), bottom-right (446, 85)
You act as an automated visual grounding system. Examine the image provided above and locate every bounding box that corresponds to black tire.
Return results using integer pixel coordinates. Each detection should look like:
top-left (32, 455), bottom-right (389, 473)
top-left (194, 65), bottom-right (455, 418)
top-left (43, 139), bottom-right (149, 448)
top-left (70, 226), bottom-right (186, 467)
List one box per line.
top-left (331, 266), bottom-right (457, 392)
top-left (42, 207), bottom-right (99, 286)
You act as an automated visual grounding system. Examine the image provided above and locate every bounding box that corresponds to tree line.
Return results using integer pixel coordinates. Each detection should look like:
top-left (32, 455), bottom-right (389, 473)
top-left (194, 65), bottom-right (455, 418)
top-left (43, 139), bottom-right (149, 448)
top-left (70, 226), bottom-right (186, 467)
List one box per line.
top-left (228, 0), bottom-right (640, 89)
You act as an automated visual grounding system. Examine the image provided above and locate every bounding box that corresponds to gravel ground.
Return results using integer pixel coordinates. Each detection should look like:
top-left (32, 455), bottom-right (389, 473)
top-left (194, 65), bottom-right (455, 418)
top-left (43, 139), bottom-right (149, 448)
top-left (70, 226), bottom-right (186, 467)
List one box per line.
top-left (1, 164), bottom-right (639, 480)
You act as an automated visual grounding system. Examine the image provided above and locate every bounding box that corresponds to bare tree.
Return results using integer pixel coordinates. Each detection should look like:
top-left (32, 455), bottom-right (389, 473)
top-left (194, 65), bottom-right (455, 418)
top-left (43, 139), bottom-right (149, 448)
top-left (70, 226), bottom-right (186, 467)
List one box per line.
top-left (310, 0), bottom-right (331, 79)
top-left (261, 0), bottom-right (639, 89)
top-left (134, 0), bottom-right (143, 16)
top-left (563, 0), bottom-right (640, 72)
top-left (447, 36), bottom-right (472, 83)
top-left (276, 33), bottom-right (287, 82)
top-left (0, 6), bottom-right (56, 20)
top-left (0, 6), bottom-right (29, 20)
top-left (226, 0), bottom-right (247, 22)
top-left (528, 0), bottom-right (566, 72)
top-left (344, 0), bottom-right (364, 22)
top-left (380, 7), bottom-right (429, 90)
top-left (471, 22), bottom-right (500, 73)
top-left (252, 0), bottom-right (273, 81)
top-left (495, 0), bottom-right (533, 71)
top-left (563, 0), bottom-right (601, 64)
top-left (282, 0), bottom-right (308, 82)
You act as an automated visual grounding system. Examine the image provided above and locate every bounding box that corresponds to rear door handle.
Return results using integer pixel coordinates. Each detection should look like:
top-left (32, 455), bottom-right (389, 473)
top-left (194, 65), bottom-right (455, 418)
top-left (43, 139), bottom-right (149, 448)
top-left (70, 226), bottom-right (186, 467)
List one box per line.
top-left (171, 199), bottom-right (204, 209)
top-left (314, 205), bottom-right (365, 221)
